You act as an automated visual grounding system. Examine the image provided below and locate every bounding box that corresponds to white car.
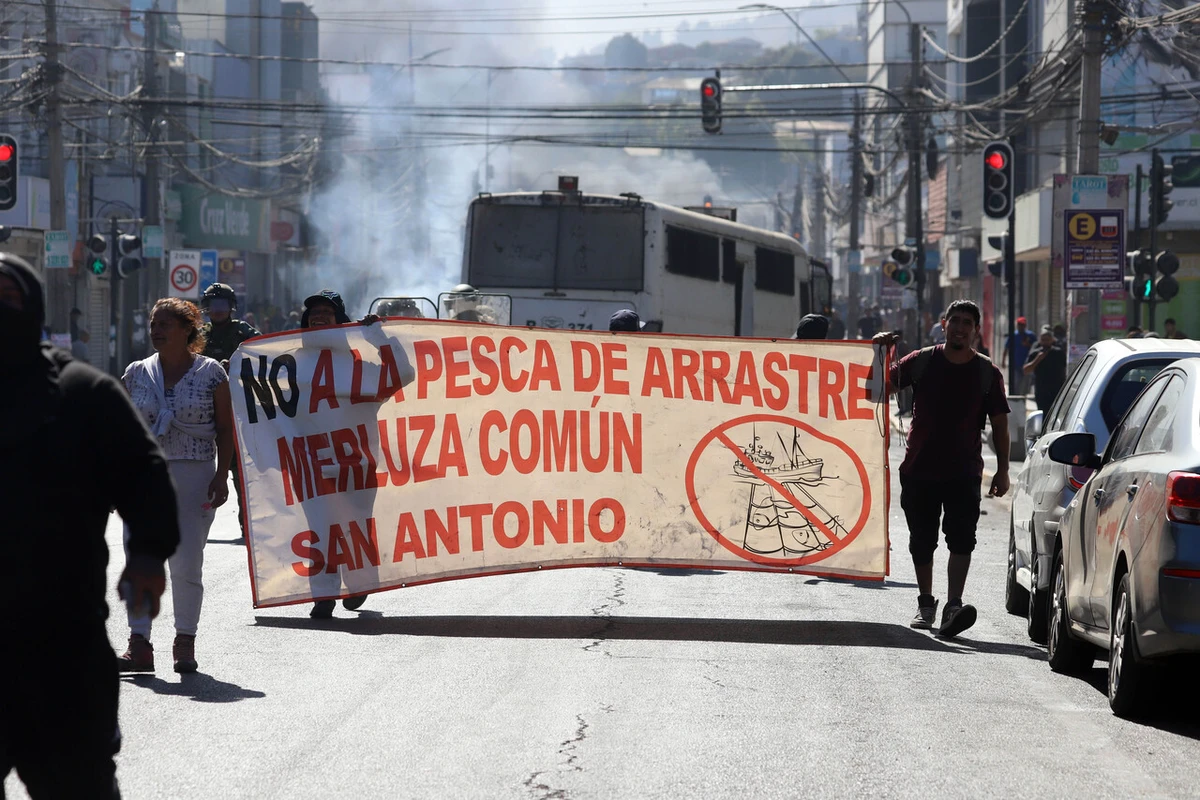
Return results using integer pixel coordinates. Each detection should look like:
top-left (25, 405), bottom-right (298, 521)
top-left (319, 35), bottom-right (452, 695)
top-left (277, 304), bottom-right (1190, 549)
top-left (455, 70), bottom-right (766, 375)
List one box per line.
top-left (1007, 337), bottom-right (1200, 643)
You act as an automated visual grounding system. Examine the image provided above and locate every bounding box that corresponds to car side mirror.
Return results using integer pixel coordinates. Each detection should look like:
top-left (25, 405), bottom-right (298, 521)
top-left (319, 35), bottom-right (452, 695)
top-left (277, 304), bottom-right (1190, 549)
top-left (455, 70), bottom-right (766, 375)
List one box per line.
top-left (1047, 432), bottom-right (1101, 469)
top-left (1024, 410), bottom-right (1045, 446)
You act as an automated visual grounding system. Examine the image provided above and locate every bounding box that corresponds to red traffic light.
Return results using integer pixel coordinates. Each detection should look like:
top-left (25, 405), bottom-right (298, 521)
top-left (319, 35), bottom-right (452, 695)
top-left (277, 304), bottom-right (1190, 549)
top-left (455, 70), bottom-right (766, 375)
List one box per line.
top-left (702, 83), bottom-right (717, 98)
top-left (985, 151), bottom-right (1006, 170)
top-left (0, 144), bottom-right (12, 162)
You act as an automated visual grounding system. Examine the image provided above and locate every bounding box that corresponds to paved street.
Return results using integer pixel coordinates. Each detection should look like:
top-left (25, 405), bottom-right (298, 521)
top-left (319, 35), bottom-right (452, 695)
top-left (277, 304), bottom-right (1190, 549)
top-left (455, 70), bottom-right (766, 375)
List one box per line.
top-left (9, 440), bottom-right (1200, 799)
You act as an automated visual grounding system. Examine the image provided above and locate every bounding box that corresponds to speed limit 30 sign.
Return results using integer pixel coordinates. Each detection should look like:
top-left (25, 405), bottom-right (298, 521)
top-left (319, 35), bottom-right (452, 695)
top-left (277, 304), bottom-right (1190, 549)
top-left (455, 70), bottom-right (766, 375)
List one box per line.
top-left (168, 249), bottom-right (202, 298)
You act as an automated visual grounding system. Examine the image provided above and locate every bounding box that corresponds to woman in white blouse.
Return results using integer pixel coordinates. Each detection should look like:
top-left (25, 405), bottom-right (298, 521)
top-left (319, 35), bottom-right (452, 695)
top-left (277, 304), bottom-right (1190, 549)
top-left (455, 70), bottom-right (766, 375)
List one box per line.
top-left (117, 298), bottom-right (234, 674)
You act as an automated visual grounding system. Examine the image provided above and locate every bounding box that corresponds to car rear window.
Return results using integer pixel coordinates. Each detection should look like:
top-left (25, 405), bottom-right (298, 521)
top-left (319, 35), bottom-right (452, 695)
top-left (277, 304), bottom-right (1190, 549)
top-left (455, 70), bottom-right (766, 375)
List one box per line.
top-left (1099, 360), bottom-right (1175, 431)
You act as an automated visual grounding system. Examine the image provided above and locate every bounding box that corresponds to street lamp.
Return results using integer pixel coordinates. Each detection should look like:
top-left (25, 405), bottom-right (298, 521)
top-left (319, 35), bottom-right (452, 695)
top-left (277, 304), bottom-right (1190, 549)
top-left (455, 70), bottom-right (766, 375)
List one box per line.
top-left (739, 3), bottom-right (856, 84)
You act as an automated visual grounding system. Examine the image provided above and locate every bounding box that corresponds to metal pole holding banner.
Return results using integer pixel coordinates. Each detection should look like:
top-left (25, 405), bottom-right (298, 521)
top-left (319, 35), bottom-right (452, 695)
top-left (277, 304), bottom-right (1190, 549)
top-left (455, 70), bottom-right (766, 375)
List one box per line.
top-left (1006, 209), bottom-right (1017, 393)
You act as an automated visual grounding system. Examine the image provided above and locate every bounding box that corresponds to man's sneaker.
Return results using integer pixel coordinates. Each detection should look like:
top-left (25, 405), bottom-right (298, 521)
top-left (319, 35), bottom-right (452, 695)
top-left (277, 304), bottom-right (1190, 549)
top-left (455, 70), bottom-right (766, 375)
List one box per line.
top-left (938, 602), bottom-right (978, 638)
top-left (310, 600), bottom-right (335, 619)
top-left (342, 594), bottom-right (367, 611)
top-left (116, 634), bottom-right (154, 673)
top-left (910, 595), bottom-right (939, 630)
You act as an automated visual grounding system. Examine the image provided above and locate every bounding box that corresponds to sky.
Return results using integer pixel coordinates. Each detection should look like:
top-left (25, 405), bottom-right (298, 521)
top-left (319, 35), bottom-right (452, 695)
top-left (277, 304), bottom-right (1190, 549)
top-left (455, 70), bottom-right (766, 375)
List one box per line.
top-left (306, 0), bottom-right (860, 66)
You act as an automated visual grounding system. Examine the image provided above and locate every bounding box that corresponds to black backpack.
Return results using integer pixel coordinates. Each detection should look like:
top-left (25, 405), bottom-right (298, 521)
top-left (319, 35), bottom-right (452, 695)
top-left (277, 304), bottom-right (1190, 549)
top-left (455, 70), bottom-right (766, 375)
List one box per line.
top-left (907, 346), bottom-right (996, 430)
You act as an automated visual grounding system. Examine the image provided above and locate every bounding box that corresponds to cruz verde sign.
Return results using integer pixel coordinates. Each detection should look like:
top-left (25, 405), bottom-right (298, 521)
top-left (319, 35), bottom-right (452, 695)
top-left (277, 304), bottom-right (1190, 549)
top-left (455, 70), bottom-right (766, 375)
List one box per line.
top-left (178, 184), bottom-right (269, 252)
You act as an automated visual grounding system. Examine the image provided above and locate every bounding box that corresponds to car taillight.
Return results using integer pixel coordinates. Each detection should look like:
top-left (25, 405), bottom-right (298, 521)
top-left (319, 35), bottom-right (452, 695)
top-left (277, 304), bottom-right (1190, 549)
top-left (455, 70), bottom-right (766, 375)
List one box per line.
top-left (1167, 471), bottom-right (1200, 524)
top-left (1067, 465), bottom-right (1093, 491)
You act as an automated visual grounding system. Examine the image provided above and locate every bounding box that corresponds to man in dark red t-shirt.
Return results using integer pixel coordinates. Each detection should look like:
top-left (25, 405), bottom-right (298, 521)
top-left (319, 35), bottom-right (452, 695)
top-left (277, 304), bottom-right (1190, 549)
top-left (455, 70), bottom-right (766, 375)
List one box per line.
top-left (875, 300), bottom-right (1011, 638)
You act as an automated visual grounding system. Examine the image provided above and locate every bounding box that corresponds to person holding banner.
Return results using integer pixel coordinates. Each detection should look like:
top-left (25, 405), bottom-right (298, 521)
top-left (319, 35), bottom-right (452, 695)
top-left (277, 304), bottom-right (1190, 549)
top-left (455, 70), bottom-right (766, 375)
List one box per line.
top-left (1, 253), bottom-right (181, 799)
top-left (875, 300), bottom-right (1010, 638)
top-left (118, 298), bottom-right (235, 674)
top-left (300, 289), bottom-right (380, 618)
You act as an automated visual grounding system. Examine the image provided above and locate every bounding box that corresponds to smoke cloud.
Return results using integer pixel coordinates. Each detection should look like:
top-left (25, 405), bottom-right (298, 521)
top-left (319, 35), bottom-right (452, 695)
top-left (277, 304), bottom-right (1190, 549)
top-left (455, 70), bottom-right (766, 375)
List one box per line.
top-left (304, 1), bottom-right (781, 314)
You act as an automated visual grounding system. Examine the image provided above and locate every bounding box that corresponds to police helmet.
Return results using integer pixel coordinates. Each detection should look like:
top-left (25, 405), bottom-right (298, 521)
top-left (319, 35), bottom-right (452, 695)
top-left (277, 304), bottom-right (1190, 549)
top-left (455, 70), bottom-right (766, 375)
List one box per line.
top-left (201, 282), bottom-right (237, 309)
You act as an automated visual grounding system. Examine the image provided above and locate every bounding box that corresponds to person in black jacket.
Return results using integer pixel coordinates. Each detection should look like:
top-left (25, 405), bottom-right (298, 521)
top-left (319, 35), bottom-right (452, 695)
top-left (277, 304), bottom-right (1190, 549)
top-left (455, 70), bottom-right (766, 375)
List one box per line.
top-left (0, 253), bottom-right (181, 799)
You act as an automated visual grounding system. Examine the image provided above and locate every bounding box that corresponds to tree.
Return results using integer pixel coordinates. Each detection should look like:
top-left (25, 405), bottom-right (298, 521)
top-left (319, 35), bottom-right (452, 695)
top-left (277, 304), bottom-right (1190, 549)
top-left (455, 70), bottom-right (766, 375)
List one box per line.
top-left (605, 34), bottom-right (648, 69)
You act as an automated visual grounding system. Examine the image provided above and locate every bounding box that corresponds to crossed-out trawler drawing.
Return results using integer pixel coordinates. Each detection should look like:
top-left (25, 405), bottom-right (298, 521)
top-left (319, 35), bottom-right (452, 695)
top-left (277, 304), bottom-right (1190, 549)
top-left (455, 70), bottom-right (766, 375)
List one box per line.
top-left (732, 425), bottom-right (849, 557)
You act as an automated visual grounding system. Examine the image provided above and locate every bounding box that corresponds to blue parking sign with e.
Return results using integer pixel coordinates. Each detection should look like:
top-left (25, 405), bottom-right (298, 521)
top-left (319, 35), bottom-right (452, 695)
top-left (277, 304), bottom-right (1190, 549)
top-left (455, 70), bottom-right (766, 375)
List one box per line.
top-left (199, 250), bottom-right (218, 293)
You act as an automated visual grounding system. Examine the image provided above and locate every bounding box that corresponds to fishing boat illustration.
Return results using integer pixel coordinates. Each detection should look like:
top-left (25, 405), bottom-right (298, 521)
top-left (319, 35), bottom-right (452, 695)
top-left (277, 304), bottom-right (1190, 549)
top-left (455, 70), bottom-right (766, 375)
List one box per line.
top-left (733, 428), bottom-right (823, 484)
top-left (732, 426), bottom-right (846, 557)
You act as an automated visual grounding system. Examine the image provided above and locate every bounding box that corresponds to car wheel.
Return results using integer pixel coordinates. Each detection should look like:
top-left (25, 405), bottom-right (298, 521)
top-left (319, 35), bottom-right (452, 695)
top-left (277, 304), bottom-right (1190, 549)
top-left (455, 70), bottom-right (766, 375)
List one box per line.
top-left (1026, 534), bottom-right (1048, 644)
top-left (1109, 574), bottom-right (1152, 717)
top-left (1046, 548), bottom-right (1093, 674)
top-left (1004, 514), bottom-right (1029, 615)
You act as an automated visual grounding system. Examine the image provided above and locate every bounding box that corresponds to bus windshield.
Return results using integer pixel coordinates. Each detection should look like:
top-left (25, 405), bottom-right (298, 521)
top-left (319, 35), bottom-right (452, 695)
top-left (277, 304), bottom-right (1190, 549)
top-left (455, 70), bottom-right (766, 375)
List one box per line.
top-left (467, 202), bottom-right (645, 291)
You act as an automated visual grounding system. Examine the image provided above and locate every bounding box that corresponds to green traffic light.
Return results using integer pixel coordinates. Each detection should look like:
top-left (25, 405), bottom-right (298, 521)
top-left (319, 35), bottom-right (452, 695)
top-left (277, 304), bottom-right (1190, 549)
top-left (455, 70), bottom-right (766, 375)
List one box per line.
top-left (90, 258), bottom-right (107, 276)
top-left (1136, 278), bottom-right (1152, 301)
top-left (894, 269), bottom-right (912, 286)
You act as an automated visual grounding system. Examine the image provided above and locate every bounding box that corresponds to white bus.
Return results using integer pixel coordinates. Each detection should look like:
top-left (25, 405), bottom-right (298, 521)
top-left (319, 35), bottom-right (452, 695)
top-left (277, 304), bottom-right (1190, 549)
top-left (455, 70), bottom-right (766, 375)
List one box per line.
top-left (459, 186), bottom-right (831, 336)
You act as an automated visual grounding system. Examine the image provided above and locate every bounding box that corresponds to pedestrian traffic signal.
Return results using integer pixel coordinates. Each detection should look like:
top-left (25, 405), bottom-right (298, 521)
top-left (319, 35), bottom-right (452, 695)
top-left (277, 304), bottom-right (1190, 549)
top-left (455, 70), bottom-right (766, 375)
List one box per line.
top-left (982, 141), bottom-right (1014, 220)
top-left (1155, 249), bottom-right (1180, 301)
top-left (0, 133), bottom-right (17, 212)
top-left (1127, 249), bottom-right (1153, 302)
top-left (700, 77), bottom-right (722, 134)
top-left (116, 233), bottom-right (143, 278)
top-left (1150, 150), bottom-right (1174, 227)
top-left (882, 259), bottom-right (912, 286)
top-left (87, 234), bottom-right (109, 276)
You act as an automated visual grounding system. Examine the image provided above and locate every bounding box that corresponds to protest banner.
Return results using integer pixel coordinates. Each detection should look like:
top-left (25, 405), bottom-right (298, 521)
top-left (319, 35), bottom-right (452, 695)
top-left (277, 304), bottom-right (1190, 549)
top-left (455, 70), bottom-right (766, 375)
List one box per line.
top-left (230, 322), bottom-right (891, 607)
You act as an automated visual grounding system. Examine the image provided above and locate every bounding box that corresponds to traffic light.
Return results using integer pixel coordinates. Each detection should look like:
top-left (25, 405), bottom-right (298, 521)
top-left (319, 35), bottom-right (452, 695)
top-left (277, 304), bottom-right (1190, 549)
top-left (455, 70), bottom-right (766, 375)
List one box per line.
top-left (1150, 150), bottom-right (1173, 227)
top-left (882, 259), bottom-right (912, 286)
top-left (0, 133), bottom-right (17, 212)
top-left (116, 233), bottom-right (143, 278)
top-left (891, 245), bottom-right (916, 268)
top-left (700, 77), bottom-right (722, 134)
top-left (87, 234), bottom-right (109, 276)
top-left (863, 172), bottom-right (875, 198)
top-left (1155, 250), bottom-right (1180, 301)
top-left (982, 141), bottom-right (1014, 220)
top-left (1127, 249), bottom-right (1153, 302)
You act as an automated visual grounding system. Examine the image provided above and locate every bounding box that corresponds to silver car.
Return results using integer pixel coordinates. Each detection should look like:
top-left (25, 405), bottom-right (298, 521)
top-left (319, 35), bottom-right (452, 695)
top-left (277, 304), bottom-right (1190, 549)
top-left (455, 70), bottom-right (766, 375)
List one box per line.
top-left (1008, 338), bottom-right (1200, 644)
top-left (1044, 357), bottom-right (1200, 716)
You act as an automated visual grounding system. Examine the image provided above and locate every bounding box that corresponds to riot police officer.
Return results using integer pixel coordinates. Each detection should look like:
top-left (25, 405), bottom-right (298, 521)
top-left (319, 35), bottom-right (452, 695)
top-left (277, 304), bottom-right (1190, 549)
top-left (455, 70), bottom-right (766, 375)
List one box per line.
top-left (201, 283), bottom-right (260, 365)
top-left (200, 283), bottom-right (259, 540)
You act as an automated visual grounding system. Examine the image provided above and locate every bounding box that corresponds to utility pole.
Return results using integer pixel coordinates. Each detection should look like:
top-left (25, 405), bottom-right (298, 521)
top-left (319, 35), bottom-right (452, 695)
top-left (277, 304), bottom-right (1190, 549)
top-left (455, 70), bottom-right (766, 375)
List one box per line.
top-left (811, 158), bottom-right (826, 265)
top-left (906, 22), bottom-right (925, 347)
top-left (848, 94), bottom-right (863, 329)
top-left (1077, 1), bottom-right (1104, 175)
top-left (1073, 0), bottom-right (1106, 352)
top-left (108, 216), bottom-right (120, 375)
top-left (142, 2), bottom-right (161, 311)
top-left (45, 0), bottom-right (69, 334)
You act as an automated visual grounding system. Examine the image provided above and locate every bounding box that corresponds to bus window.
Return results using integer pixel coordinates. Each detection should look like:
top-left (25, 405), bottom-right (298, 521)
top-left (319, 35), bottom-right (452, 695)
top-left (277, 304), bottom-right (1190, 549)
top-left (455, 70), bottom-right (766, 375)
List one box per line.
top-left (468, 203), bottom-right (644, 291)
top-left (555, 206), bottom-right (643, 291)
top-left (754, 247), bottom-right (795, 295)
top-left (665, 225), bottom-right (719, 281)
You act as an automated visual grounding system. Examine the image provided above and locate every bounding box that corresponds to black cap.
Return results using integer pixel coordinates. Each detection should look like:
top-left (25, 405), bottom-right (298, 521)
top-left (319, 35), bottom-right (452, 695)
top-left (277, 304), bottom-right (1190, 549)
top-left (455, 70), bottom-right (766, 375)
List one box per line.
top-left (301, 289), bottom-right (351, 327)
top-left (792, 314), bottom-right (829, 340)
top-left (609, 309), bottom-right (643, 331)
